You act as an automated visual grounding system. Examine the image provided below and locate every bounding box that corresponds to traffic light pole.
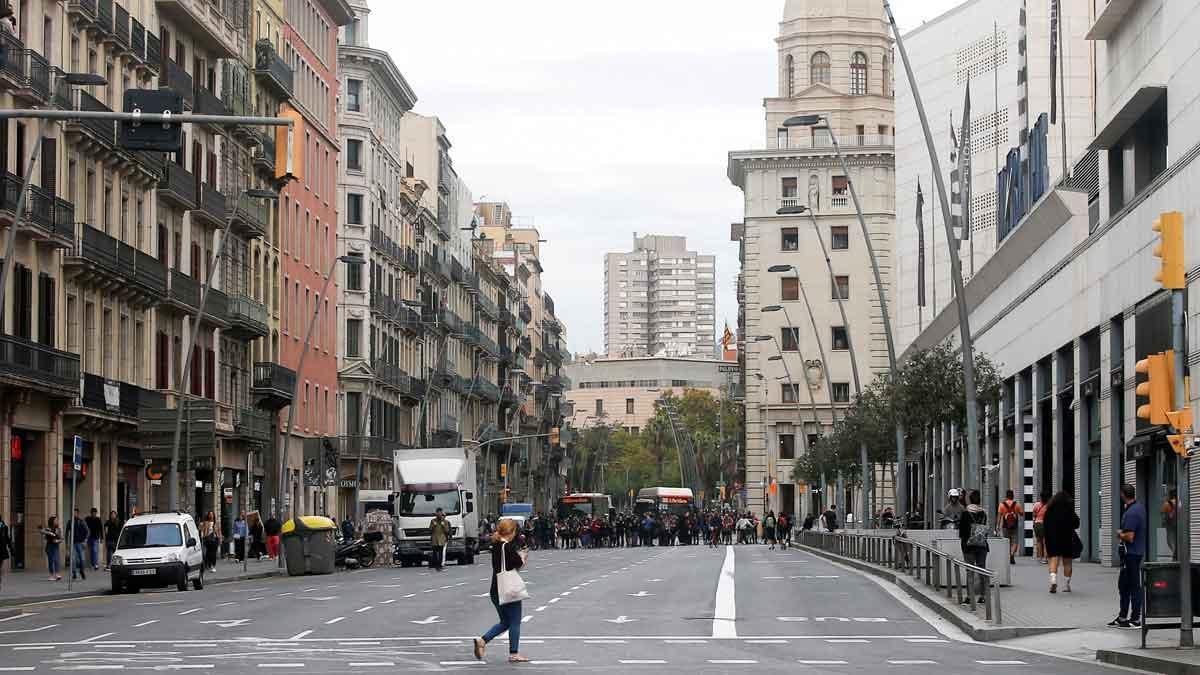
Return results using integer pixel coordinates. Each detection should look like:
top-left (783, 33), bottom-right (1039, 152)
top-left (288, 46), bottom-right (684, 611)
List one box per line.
top-left (1173, 287), bottom-right (1192, 646)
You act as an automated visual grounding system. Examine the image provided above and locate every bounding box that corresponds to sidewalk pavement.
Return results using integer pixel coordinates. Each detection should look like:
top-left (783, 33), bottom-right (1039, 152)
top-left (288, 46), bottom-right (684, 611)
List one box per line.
top-left (0, 557), bottom-right (283, 607)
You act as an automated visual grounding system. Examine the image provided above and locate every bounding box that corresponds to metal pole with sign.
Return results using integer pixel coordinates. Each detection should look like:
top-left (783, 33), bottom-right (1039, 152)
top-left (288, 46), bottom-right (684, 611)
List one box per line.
top-left (66, 435), bottom-right (81, 590)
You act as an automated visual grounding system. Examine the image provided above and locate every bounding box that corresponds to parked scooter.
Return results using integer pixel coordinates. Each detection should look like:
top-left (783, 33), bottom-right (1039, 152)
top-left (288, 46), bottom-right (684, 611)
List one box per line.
top-left (335, 531), bottom-right (382, 568)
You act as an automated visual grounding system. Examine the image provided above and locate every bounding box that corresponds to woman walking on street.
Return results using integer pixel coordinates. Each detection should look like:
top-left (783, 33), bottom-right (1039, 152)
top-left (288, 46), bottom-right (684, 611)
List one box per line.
top-left (200, 512), bottom-right (219, 572)
top-left (1033, 491), bottom-right (1050, 564)
top-left (43, 517), bottom-right (62, 581)
top-left (1043, 491), bottom-right (1080, 593)
top-left (474, 519), bottom-right (529, 663)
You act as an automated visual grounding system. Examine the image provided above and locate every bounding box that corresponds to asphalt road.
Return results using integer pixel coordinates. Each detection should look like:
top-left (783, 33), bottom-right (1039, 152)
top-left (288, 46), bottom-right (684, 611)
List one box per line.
top-left (0, 543), bottom-right (1129, 672)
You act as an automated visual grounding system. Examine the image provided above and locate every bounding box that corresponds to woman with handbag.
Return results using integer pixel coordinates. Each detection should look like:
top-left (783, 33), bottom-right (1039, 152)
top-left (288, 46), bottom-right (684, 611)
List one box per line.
top-left (1043, 491), bottom-right (1080, 593)
top-left (473, 518), bottom-right (529, 663)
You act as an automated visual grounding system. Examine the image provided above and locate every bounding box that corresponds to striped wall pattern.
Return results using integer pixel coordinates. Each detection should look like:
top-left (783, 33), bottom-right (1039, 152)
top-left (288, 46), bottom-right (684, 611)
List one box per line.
top-left (1023, 419), bottom-right (1036, 555)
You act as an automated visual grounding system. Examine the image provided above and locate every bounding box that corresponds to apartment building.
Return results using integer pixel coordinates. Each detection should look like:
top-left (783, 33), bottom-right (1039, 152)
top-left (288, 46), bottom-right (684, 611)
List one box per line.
top-left (603, 234), bottom-right (716, 359)
top-left (564, 356), bottom-right (729, 433)
top-left (278, 0), bottom-right (352, 518)
top-left (728, 0), bottom-right (896, 518)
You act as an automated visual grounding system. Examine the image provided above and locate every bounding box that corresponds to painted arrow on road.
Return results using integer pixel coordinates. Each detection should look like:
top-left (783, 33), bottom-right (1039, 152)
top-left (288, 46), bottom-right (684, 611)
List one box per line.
top-left (628, 591), bottom-right (654, 598)
top-left (411, 616), bottom-right (445, 625)
top-left (604, 616), bottom-right (637, 624)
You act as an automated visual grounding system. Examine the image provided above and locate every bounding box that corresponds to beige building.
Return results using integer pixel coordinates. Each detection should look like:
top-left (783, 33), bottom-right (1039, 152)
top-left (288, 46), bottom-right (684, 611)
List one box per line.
top-left (728, 0), bottom-right (895, 519)
top-left (603, 234), bottom-right (716, 359)
top-left (564, 356), bottom-right (731, 433)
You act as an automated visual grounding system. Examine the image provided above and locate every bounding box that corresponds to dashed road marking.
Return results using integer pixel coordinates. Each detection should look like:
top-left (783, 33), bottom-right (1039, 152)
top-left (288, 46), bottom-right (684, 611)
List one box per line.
top-left (288, 631), bottom-right (312, 640)
top-left (709, 660), bottom-right (757, 664)
top-left (889, 660), bottom-right (937, 665)
top-left (258, 664), bottom-right (305, 669)
top-left (12, 646), bottom-right (53, 651)
top-left (0, 667), bottom-right (36, 671)
top-left (325, 617), bottom-right (345, 625)
top-left (380, 599), bottom-right (397, 605)
top-left (535, 606), bottom-right (548, 612)
top-left (826, 639), bottom-right (869, 643)
top-left (177, 608), bottom-right (202, 616)
top-left (798, 660), bottom-right (847, 665)
top-left (746, 639), bottom-right (787, 644)
top-left (620, 660), bottom-right (667, 665)
top-left (905, 638), bottom-right (948, 643)
top-left (133, 620), bottom-right (158, 628)
top-left (356, 606), bottom-right (373, 613)
top-left (347, 663), bottom-right (393, 668)
top-left (976, 661), bottom-right (1026, 666)
top-left (530, 661), bottom-right (576, 666)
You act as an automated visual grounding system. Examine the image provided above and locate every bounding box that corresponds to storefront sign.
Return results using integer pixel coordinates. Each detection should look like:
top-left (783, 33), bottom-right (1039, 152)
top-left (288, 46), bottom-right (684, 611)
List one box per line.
top-left (103, 380), bottom-right (120, 411)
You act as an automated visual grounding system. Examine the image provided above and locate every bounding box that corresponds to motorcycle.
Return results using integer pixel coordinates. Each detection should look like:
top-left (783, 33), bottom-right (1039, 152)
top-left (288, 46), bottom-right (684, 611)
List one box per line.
top-left (335, 531), bottom-right (382, 569)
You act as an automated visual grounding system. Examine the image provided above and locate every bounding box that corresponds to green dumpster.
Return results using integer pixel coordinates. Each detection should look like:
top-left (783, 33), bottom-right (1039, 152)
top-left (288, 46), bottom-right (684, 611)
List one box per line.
top-left (280, 515), bottom-right (337, 576)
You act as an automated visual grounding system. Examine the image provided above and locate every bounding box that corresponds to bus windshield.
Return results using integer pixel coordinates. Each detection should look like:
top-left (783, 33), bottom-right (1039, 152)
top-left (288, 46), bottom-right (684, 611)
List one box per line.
top-left (398, 490), bottom-right (461, 517)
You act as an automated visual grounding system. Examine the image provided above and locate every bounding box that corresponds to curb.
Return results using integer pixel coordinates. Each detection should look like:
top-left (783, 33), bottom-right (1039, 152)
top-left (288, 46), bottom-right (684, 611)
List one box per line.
top-left (1097, 648), bottom-right (1200, 675)
top-left (0, 569), bottom-right (283, 609)
top-left (796, 543), bottom-right (1073, 642)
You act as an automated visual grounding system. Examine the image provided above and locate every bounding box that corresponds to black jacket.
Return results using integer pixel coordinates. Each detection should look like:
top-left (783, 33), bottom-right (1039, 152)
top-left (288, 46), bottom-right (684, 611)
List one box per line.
top-left (489, 540), bottom-right (525, 598)
top-left (957, 505), bottom-right (989, 551)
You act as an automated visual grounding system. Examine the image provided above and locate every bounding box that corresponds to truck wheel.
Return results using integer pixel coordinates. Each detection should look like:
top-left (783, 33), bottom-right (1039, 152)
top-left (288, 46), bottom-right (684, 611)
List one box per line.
top-left (460, 551), bottom-right (474, 565)
top-left (176, 566), bottom-right (189, 592)
top-left (193, 568), bottom-right (204, 590)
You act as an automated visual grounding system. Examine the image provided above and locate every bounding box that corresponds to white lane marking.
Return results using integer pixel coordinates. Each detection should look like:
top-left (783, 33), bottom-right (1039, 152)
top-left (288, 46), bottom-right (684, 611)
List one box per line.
top-left (420, 641), bottom-right (461, 645)
top-left (0, 613), bottom-right (36, 623)
top-left (521, 616), bottom-right (532, 623)
top-left (530, 661), bottom-right (576, 666)
top-left (422, 589), bottom-right (436, 593)
top-left (133, 620), bottom-right (159, 628)
top-left (798, 660), bottom-right (848, 665)
top-left (246, 597), bottom-right (264, 601)
top-left (746, 639), bottom-right (787, 643)
top-left (826, 639), bottom-right (869, 643)
top-left (791, 575), bottom-right (839, 579)
top-left (403, 594), bottom-right (416, 599)
top-left (347, 663), bottom-right (393, 668)
top-left (158, 666), bottom-right (213, 670)
top-left (584, 639), bottom-right (626, 644)
top-left (81, 632), bottom-right (116, 642)
top-left (340, 642), bottom-right (380, 646)
top-left (324, 617), bottom-right (345, 625)
top-left (620, 661), bottom-right (666, 665)
top-left (216, 602), bottom-right (237, 607)
top-left (628, 591), bottom-right (653, 598)
top-left (0, 667), bottom-right (36, 671)
top-left (889, 660), bottom-right (937, 665)
top-left (559, 592), bottom-right (571, 596)
top-left (976, 661), bottom-right (1027, 666)
top-left (174, 644), bottom-right (217, 648)
top-left (712, 545), bottom-right (737, 639)
top-left (177, 608), bottom-right (202, 616)
top-left (289, 631), bottom-right (313, 640)
top-left (709, 660), bottom-right (757, 664)
top-left (665, 639), bottom-right (707, 644)
top-left (438, 662), bottom-right (483, 667)
top-left (277, 592), bottom-right (293, 596)
top-left (53, 667), bottom-right (124, 671)
top-left (356, 606), bottom-right (373, 613)
top-left (906, 638), bottom-right (948, 643)
top-left (535, 606), bottom-right (548, 612)
top-left (548, 598), bottom-right (561, 604)
top-left (762, 576), bottom-right (785, 580)
top-left (136, 601), bottom-right (181, 606)
top-left (411, 616), bottom-right (444, 625)
top-left (380, 599), bottom-right (397, 605)
top-left (13, 646), bottom-right (54, 650)
top-left (604, 616), bottom-right (636, 624)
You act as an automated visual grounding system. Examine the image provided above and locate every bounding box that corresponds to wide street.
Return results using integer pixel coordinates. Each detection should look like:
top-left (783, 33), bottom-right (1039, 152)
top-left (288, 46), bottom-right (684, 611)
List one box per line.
top-left (0, 544), bottom-right (1124, 673)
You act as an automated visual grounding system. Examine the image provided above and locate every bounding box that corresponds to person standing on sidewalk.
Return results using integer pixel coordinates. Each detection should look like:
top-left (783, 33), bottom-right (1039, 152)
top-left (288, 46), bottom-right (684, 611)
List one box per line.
top-left (70, 510), bottom-right (88, 581)
top-left (473, 518), bottom-right (529, 663)
top-left (42, 517), bottom-right (62, 581)
top-left (957, 489), bottom-right (991, 605)
top-left (1033, 491), bottom-right (1050, 564)
top-left (1162, 489), bottom-right (1179, 561)
top-left (103, 511), bottom-right (121, 570)
top-left (262, 513), bottom-right (279, 560)
top-left (997, 490), bottom-right (1024, 565)
top-left (1043, 491), bottom-right (1079, 593)
top-left (232, 513), bottom-right (248, 563)
top-left (85, 508), bottom-right (102, 571)
top-left (429, 508), bottom-right (452, 572)
top-left (1109, 484), bottom-right (1147, 629)
top-left (0, 513), bottom-right (12, 591)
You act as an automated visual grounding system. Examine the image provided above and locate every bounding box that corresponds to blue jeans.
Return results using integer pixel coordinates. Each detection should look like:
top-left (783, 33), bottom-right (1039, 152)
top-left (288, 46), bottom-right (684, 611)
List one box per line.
top-left (482, 595), bottom-right (522, 654)
top-left (1119, 553), bottom-right (1144, 620)
top-left (46, 544), bottom-right (60, 575)
top-left (87, 538), bottom-right (99, 568)
top-left (72, 542), bottom-right (86, 577)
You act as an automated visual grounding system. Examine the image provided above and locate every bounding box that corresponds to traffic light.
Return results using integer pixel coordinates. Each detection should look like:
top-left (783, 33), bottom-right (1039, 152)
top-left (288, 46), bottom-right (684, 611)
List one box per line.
top-left (549, 427), bottom-right (560, 446)
top-left (120, 89), bottom-right (183, 153)
top-left (275, 104), bottom-right (305, 182)
top-left (1168, 435), bottom-right (1189, 457)
top-left (1152, 211), bottom-right (1185, 289)
top-left (1135, 351), bottom-right (1175, 425)
top-left (500, 463), bottom-right (507, 478)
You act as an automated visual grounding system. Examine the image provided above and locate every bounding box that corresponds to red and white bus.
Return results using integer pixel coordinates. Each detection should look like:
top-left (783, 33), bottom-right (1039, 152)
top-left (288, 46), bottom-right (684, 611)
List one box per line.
top-left (634, 487), bottom-right (694, 517)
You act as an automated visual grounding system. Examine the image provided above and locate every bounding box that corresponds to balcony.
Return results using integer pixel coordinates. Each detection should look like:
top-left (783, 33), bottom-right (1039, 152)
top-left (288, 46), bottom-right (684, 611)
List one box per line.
top-left (193, 82), bottom-right (228, 124)
top-left (158, 56), bottom-right (194, 109)
top-left (541, 317), bottom-right (562, 334)
top-left (192, 182), bottom-right (227, 227)
top-left (130, 18), bottom-right (145, 66)
top-left (399, 375), bottom-right (425, 405)
top-left (400, 246), bottom-right (419, 274)
top-left (137, 398), bottom-right (219, 459)
top-left (518, 335), bottom-right (532, 356)
top-left (519, 303), bottom-right (532, 323)
top-left (233, 407), bottom-right (272, 443)
top-left (155, 0), bottom-right (241, 60)
top-left (230, 196), bottom-right (268, 240)
top-left (251, 130), bottom-right (275, 175)
top-left (372, 359), bottom-right (405, 392)
top-left (475, 293), bottom-right (499, 321)
top-left (499, 343), bottom-right (514, 364)
top-left (164, 269), bottom-right (229, 326)
top-left (0, 334), bottom-right (80, 398)
top-left (451, 257), bottom-right (465, 283)
top-left (73, 373), bottom-right (163, 423)
top-left (144, 31), bottom-right (161, 75)
top-left (157, 161), bottom-right (197, 210)
top-left (471, 377), bottom-right (501, 403)
top-left (253, 39), bottom-right (293, 99)
top-left (226, 294), bottom-right (269, 340)
top-left (64, 224), bottom-right (166, 307)
top-left (500, 388), bottom-right (521, 406)
top-left (95, 0), bottom-right (113, 38)
top-left (370, 226), bottom-right (403, 264)
top-left (68, 0), bottom-right (98, 25)
top-left (0, 173), bottom-right (73, 247)
top-left (423, 251), bottom-right (449, 282)
top-left (108, 2), bottom-right (131, 53)
top-left (252, 361), bottom-right (296, 411)
top-left (311, 436), bottom-right (405, 464)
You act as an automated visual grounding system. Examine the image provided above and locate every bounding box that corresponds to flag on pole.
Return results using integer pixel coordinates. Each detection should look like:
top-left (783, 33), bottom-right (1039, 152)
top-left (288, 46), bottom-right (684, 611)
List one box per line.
top-left (957, 83), bottom-right (972, 240)
top-left (950, 113), bottom-right (961, 242)
top-left (1049, 0), bottom-right (1060, 124)
top-left (916, 180), bottom-right (926, 308)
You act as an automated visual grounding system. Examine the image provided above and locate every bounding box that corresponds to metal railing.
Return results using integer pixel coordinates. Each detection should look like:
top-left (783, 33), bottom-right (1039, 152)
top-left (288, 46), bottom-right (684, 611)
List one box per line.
top-left (799, 531), bottom-right (1001, 623)
top-left (253, 39), bottom-right (293, 97)
top-left (159, 56), bottom-right (194, 108)
top-left (0, 333), bottom-right (81, 393)
top-left (765, 134), bottom-right (894, 151)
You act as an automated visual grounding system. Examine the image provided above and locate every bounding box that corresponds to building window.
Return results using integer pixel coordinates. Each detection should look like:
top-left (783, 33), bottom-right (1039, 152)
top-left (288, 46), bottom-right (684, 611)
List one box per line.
top-left (781, 227), bottom-right (798, 251)
top-left (855, 124), bottom-right (865, 145)
top-left (810, 51), bottom-right (830, 85)
top-left (781, 327), bottom-right (798, 351)
top-left (781, 383), bottom-right (800, 403)
top-left (777, 127), bottom-right (788, 149)
top-left (595, 399), bottom-right (604, 416)
top-left (831, 225), bottom-right (849, 250)
top-left (781, 277), bottom-right (799, 301)
top-left (832, 175), bottom-right (848, 200)
top-left (831, 275), bottom-right (849, 300)
top-left (781, 176), bottom-right (798, 200)
top-left (831, 326), bottom-right (849, 351)
top-left (832, 382), bottom-right (851, 403)
top-left (785, 54), bottom-right (794, 96)
top-left (347, 193), bottom-right (363, 225)
top-left (626, 398), bottom-right (635, 415)
top-left (850, 52), bottom-right (868, 95)
top-left (779, 431), bottom-right (795, 460)
top-left (346, 253), bottom-right (363, 290)
top-left (347, 139), bottom-right (362, 171)
top-left (346, 318), bottom-right (361, 357)
top-left (882, 55), bottom-right (890, 96)
top-left (347, 78), bottom-right (362, 112)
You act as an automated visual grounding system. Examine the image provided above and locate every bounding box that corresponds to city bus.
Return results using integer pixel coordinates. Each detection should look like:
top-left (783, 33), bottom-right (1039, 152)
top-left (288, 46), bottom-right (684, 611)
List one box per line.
top-left (634, 487), bottom-right (695, 517)
top-left (556, 493), bottom-right (613, 521)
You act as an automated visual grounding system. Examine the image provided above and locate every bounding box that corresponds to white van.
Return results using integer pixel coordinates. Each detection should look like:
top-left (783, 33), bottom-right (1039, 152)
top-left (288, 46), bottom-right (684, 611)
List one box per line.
top-left (109, 512), bottom-right (205, 593)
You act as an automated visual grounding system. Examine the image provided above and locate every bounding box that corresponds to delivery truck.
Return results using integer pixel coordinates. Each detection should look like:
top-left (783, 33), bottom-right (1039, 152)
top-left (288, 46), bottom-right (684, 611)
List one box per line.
top-left (392, 446), bottom-right (479, 566)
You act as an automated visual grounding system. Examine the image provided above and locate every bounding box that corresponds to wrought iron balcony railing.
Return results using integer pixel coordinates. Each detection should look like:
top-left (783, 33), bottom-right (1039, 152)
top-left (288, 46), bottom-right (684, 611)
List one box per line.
top-left (253, 39), bottom-right (293, 98)
top-left (0, 334), bottom-right (81, 397)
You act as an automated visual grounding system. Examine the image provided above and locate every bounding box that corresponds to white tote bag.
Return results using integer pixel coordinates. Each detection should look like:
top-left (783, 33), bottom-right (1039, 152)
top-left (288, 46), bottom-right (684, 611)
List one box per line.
top-left (495, 542), bottom-right (529, 605)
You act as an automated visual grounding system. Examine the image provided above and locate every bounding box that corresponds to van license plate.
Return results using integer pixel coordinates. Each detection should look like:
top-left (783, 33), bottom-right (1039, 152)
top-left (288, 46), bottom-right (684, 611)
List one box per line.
top-left (132, 569), bottom-right (156, 576)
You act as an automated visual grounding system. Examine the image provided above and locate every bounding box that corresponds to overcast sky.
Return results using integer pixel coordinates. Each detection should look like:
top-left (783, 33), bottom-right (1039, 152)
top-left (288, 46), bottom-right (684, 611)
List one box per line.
top-left (369, 0), bottom-right (966, 355)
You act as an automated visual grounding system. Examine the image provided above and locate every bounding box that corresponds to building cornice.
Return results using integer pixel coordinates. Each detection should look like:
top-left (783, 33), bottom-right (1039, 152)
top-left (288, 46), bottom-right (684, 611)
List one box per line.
top-left (338, 45), bottom-right (418, 111)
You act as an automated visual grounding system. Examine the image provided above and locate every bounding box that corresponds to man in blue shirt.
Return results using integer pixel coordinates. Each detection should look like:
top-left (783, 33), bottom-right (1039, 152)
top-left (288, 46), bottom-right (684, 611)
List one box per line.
top-left (1110, 483), bottom-right (1147, 628)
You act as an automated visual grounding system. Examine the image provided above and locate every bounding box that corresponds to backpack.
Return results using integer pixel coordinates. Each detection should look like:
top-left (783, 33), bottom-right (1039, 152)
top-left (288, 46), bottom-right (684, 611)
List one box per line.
top-left (966, 513), bottom-right (989, 549)
top-left (1001, 500), bottom-right (1019, 529)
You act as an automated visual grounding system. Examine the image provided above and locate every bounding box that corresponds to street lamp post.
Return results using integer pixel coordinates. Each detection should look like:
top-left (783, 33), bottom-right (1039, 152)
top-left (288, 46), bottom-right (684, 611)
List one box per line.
top-left (782, 113), bottom-right (909, 520)
top-left (275, 254), bottom-right (365, 565)
top-left (167, 189), bottom-right (279, 512)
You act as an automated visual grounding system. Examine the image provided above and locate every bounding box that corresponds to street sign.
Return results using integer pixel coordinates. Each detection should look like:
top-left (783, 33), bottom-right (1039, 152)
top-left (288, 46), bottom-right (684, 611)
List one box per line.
top-left (719, 364), bottom-right (739, 374)
top-left (120, 89), bottom-right (184, 152)
top-left (72, 435), bottom-right (82, 471)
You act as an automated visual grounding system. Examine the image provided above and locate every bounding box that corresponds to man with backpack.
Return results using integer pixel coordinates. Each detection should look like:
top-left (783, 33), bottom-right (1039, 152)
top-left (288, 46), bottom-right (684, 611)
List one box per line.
top-left (958, 490), bottom-right (990, 606)
top-left (997, 489), bottom-right (1025, 565)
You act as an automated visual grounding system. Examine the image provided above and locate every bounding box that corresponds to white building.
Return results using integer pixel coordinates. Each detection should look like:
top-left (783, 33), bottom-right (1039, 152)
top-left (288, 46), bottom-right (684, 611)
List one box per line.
top-left (893, 0), bottom-right (1095, 350)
